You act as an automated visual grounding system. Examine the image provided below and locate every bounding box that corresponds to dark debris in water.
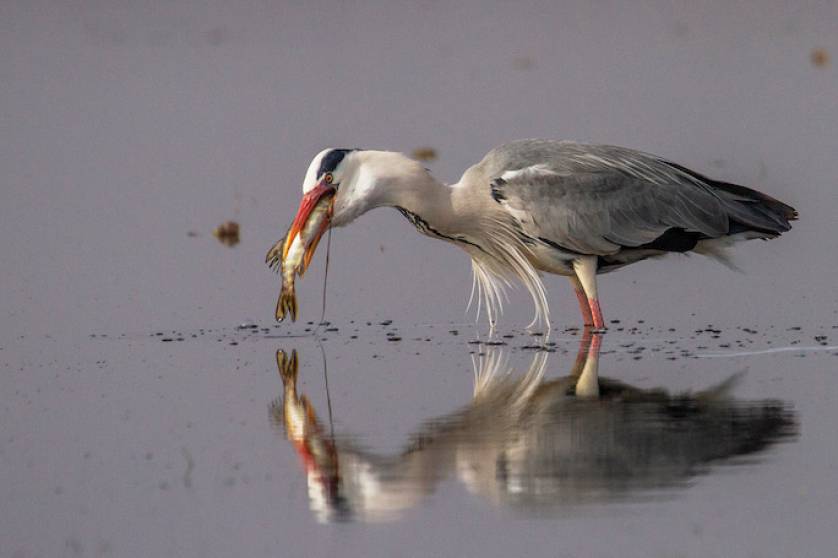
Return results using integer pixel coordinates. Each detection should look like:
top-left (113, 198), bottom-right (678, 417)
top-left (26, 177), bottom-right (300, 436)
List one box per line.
top-left (94, 319), bottom-right (837, 362)
top-left (520, 344), bottom-right (556, 352)
top-left (212, 221), bottom-right (240, 247)
top-left (410, 147), bottom-right (438, 162)
top-left (811, 47), bottom-right (830, 68)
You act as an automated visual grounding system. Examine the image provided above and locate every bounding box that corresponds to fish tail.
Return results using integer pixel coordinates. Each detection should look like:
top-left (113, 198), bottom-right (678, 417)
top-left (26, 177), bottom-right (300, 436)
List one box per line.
top-left (276, 349), bottom-right (299, 385)
top-left (275, 284), bottom-right (298, 322)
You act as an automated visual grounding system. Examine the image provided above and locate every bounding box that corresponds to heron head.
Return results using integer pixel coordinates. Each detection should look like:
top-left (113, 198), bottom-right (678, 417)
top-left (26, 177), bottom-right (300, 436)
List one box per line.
top-left (282, 148), bottom-right (352, 250)
top-left (292, 147), bottom-right (366, 231)
top-left (295, 148), bottom-right (422, 229)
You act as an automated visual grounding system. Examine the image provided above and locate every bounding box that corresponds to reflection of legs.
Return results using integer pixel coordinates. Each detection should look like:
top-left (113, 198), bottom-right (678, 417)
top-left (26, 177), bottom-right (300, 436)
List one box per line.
top-left (574, 332), bottom-right (602, 399)
top-left (572, 257), bottom-right (606, 332)
top-left (570, 327), bottom-right (593, 377)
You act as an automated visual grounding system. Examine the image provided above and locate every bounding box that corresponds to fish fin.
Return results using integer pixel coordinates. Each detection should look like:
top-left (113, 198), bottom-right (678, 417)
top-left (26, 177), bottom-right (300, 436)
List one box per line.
top-left (281, 226), bottom-right (297, 261)
top-left (275, 285), bottom-right (298, 322)
top-left (300, 235), bottom-right (321, 276)
top-left (266, 239), bottom-right (283, 268)
top-left (300, 222), bottom-right (328, 276)
top-left (275, 291), bottom-right (285, 321)
top-left (288, 290), bottom-right (298, 321)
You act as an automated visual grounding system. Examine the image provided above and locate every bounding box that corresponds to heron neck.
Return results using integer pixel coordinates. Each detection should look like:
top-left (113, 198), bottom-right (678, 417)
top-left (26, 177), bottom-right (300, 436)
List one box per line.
top-left (379, 166), bottom-right (457, 232)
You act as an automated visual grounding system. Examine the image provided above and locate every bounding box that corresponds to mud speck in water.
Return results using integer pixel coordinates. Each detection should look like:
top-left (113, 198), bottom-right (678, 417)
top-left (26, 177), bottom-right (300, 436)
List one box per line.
top-left (213, 221), bottom-right (240, 247)
top-left (411, 147), bottom-right (438, 162)
top-left (811, 47), bottom-right (830, 68)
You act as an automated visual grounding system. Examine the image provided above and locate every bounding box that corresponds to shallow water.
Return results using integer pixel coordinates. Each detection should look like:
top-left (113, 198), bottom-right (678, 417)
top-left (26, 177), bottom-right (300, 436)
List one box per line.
top-left (2, 2), bottom-right (838, 557)
top-left (4, 323), bottom-right (836, 557)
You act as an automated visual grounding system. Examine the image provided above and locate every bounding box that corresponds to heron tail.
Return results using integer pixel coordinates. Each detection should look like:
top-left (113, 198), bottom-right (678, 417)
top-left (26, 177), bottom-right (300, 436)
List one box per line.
top-left (704, 179), bottom-right (799, 237)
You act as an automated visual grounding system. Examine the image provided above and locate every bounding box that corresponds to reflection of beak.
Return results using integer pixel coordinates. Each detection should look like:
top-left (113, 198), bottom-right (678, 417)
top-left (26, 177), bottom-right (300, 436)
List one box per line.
top-left (282, 180), bottom-right (336, 264)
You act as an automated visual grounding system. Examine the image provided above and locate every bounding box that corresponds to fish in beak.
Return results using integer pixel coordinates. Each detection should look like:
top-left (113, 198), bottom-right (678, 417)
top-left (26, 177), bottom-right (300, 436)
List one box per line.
top-left (266, 180), bottom-right (336, 321)
top-left (283, 181), bottom-right (336, 266)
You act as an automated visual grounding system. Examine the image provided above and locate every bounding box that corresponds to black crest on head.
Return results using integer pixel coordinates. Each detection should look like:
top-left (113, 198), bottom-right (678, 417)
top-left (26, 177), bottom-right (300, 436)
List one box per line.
top-left (318, 149), bottom-right (357, 178)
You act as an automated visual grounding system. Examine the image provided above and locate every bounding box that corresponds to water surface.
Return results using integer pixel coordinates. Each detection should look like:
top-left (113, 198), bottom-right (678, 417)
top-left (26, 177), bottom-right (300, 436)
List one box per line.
top-left (2, 2), bottom-right (837, 557)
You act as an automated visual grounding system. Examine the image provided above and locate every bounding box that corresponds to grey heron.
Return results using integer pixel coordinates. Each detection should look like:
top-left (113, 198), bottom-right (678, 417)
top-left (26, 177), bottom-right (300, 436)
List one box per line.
top-left (276, 140), bottom-right (797, 330)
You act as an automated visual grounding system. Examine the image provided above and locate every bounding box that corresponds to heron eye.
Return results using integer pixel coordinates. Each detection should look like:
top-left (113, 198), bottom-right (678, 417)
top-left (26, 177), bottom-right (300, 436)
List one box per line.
top-left (324, 173), bottom-right (334, 184)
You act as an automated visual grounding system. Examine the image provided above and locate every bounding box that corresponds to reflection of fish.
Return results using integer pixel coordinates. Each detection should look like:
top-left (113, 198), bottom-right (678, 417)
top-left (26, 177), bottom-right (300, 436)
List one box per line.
top-left (270, 350), bottom-right (344, 516)
top-left (266, 196), bottom-right (332, 322)
top-left (270, 338), bottom-right (797, 523)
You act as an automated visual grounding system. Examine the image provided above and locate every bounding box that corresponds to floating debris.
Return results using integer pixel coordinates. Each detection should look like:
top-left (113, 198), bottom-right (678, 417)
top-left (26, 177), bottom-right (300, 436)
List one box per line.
top-left (213, 221), bottom-right (240, 247)
top-left (410, 147), bottom-right (438, 162)
top-left (811, 47), bottom-right (830, 68)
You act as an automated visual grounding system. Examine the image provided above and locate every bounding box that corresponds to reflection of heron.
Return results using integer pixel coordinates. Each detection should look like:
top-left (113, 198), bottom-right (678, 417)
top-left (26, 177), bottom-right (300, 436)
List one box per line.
top-left (270, 337), bottom-right (796, 523)
top-left (271, 142), bottom-right (796, 329)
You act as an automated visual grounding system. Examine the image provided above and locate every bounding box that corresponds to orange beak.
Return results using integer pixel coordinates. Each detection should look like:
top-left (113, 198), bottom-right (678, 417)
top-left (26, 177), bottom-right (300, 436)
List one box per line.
top-left (282, 181), bottom-right (336, 270)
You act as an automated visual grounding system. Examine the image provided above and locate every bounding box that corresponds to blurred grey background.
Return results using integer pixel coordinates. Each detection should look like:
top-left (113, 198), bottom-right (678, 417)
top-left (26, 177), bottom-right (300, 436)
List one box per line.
top-left (2, 0), bottom-right (836, 336)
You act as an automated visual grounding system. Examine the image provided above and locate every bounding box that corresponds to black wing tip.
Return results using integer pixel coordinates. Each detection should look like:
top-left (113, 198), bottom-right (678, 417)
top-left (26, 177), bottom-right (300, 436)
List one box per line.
top-left (662, 160), bottom-right (799, 223)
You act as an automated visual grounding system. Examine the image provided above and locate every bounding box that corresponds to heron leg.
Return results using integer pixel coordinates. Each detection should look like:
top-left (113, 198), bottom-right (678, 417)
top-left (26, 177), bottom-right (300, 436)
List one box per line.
top-left (572, 256), bottom-right (607, 332)
top-left (569, 276), bottom-right (594, 326)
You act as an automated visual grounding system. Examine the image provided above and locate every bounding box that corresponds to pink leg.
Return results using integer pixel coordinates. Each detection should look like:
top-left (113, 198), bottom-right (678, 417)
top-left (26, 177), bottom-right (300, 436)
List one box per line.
top-left (588, 298), bottom-right (606, 331)
top-left (572, 257), bottom-right (607, 333)
top-left (575, 288), bottom-right (595, 326)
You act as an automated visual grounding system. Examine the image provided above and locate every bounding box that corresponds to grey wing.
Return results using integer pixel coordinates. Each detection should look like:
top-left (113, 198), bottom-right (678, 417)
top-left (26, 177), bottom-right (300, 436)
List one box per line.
top-left (487, 143), bottom-right (794, 256)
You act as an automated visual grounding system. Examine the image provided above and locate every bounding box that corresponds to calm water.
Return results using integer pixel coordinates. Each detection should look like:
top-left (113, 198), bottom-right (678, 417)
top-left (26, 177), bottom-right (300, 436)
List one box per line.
top-left (2, 2), bottom-right (837, 557)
